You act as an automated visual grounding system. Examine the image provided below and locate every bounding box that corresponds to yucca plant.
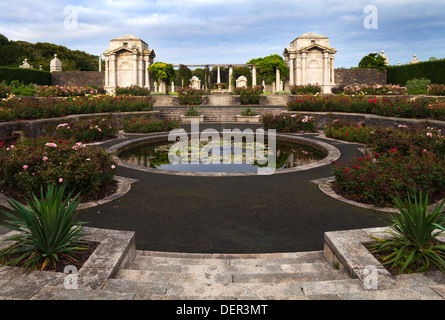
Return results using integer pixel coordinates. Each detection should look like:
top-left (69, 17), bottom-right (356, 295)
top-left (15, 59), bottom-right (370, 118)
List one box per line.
top-left (368, 191), bottom-right (445, 274)
top-left (0, 184), bottom-right (89, 271)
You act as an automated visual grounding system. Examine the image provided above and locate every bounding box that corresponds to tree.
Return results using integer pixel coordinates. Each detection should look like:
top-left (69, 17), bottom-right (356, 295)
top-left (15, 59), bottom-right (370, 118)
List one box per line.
top-left (358, 53), bottom-right (387, 70)
top-left (247, 54), bottom-right (289, 85)
top-left (148, 62), bottom-right (175, 92)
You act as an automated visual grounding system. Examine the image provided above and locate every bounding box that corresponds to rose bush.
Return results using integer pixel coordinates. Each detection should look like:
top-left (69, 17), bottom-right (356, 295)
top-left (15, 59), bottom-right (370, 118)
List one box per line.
top-left (0, 137), bottom-right (117, 198)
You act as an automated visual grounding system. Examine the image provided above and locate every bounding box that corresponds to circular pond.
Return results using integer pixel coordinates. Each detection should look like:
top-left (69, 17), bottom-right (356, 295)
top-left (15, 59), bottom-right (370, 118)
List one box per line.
top-left (111, 132), bottom-right (340, 176)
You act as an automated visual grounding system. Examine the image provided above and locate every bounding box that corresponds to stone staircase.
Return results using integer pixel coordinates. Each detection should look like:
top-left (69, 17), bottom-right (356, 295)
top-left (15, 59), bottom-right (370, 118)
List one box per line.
top-left (102, 249), bottom-right (365, 300)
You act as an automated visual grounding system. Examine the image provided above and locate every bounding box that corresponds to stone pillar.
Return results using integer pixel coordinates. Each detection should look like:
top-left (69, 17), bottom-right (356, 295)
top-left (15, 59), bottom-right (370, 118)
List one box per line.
top-left (275, 68), bottom-right (280, 92)
top-left (144, 56), bottom-right (150, 90)
top-left (330, 56), bottom-right (335, 84)
top-left (133, 55), bottom-right (138, 86)
top-left (323, 51), bottom-right (329, 85)
top-left (110, 54), bottom-right (117, 88)
top-left (104, 58), bottom-right (109, 87)
top-left (288, 55), bottom-right (295, 86)
top-left (138, 56), bottom-right (143, 87)
top-left (301, 52), bottom-right (307, 84)
top-left (217, 66), bottom-right (221, 83)
top-left (228, 66), bottom-right (233, 91)
top-left (99, 54), bottom-right (102, 72)
top-left (252, 65), bottom-right (257, 87)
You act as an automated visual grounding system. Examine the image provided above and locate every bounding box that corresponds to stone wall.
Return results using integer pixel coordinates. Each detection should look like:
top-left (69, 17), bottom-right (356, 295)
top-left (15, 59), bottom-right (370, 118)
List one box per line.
top-left (334, 69), bottom-right (387, 86)
top-left (51, 71), bottom-right (105, 87)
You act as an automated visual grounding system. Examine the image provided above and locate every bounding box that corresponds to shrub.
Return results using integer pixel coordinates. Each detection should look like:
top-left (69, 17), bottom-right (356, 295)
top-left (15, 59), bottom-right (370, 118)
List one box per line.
top-left (241, 107), bottom-right (256, 116)
top-left (287, 95), bottom-right (445, 120)
top-left (427, 84), bottom-right (445, 96)
top-left (0, 184), bottom-right (89, 271)
top-left (0, 83), bottom-right (11, 99)
top-left (406, 78), bottom-right (431, 94)
top-left (0, 67), bottom-right (51, 86)
top-left (289, 84), bottom-right (321, 95)
top-left (324, 120), bottom-right (373, 143)
top-left (342, 84), bottom-right (407, 95)
top-left (177, 87), bottom-right (204, 105)
top-left (332, 150), bottom-right (445, 207)
top-left (262, 113), bottom-right (316, 132)
top-left (185, 106), bottom-right (200, 116)
top-left (53, 116), bottom-right (118, 143)
top-left (367, 191), bottom-right (445, 274)
top-left (0, 137), bottom-right (117, 198)
top-left (233, 87), bottom-right (262, 105)
top-left (36, 85), bottom-right (100, 97)
top-left (115, 85), bottom-right (150, 96)
top-left (122, 116), bottom-right (179, 133)
top-left (0, 95), bottom-right (153, 122)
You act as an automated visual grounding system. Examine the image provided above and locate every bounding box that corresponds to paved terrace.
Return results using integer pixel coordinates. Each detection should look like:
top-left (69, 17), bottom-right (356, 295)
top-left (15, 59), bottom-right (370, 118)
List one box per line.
top-left (0, 123), bottom-right (444, 300)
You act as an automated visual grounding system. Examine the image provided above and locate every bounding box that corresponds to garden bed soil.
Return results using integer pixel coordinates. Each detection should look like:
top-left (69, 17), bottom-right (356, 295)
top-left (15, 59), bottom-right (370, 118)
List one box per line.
top-left (363, 241), bottom-right (444, 276)
top-left (0, 179), bottom-right (118, 207)
top-left (0, 240), bottom-right (100, 273)
top-left (331, 181), bottom-right (445, 209)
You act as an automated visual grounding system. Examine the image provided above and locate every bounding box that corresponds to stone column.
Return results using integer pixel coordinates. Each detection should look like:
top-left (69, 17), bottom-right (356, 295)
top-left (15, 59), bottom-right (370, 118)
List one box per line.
top-left (144, 56), bottom-right (150, 90)
top-left (110, 54), bottom-right (117, 88)
top-left (228, 66), bottom-right (233, 91)
top-left (99, 54), bottom-right (102, 72)
top-left (301, 52), bottom-right (307, 84)
top-left (252, 65), bottom-right (257, 87)
top-left (104, 57), bottom-right (109, 87)
top-left (330, 56), bottom-right (335, 84)
top-left (288, 55), bottom-right (295, 86)
top-left (323, 51), bottom-right (329, 85)
top-left (133, 54), bottom-right (138, 86)
top-left (275, 68), bottom-right (280, 92)
top-left (138, 56), bottom-right (143, 87)
top-left (217, 66), bottom-right (221, 83)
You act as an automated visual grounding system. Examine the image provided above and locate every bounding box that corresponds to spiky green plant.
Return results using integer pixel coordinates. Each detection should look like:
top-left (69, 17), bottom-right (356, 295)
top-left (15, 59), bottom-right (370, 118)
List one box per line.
top-left (369, 191), bottom-right (445, 274)
top-left (0, 184), bottom-right (89, 271)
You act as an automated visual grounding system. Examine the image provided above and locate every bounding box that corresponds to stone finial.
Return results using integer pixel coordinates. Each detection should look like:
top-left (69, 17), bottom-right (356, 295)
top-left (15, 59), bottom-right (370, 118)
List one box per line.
top-left (50, 54), bottom-right (63, 72)
top-left (19, 58), bottom-right (33, 69)
top-left (380, 50), bottom-right (389, 65)
top-left (408, 54), bottom-right (419, 65)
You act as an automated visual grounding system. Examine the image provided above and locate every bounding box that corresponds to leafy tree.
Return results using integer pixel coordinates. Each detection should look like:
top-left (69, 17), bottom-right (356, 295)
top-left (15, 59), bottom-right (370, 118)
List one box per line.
top-left (0, 34), bottom-right (100, 71)
top-left (358, 53), bottom-right (387, 70)
top-left (247, 54), bottom-right (289, 85)
top-left (175, 64), bottom-right (192, 87)
top-left (148, 62), bottom-right (175, 92)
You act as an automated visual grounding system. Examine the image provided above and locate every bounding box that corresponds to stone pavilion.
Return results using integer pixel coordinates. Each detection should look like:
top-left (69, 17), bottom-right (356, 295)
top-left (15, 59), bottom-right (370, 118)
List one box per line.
top-left (103, 34), bottom-right (156, 93)
top-left (283, 32), bottom-right (337, 93)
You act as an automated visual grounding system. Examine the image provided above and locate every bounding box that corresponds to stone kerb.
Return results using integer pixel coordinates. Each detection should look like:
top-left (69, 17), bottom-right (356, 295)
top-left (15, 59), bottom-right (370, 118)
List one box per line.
top-left (0, 111), bottom-right (160, 139)
top-left (0, 227), bottom-right (136, 298)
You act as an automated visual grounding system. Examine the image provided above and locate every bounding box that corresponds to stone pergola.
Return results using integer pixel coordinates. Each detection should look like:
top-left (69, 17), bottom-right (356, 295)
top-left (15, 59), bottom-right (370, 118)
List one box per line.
top-left (283, 32), bottom-right (337, 93)
top-left (173, 64), bottom-right (257, 91)
top-left (103, 34), bottom-right (156, 93)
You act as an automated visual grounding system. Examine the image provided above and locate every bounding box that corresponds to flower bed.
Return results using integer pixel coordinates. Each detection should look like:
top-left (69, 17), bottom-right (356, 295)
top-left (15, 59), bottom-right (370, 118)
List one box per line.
top-left (340, 84), bottom-right (408, 95)
top-left (36, 85), bottom-right (106, 97)
top-left (0, 137), bottom-right (117, 199)
top-left (177, 87), bottom-right (204, 105)
top-left (289, 84), bottom-right (321, 95)
top-left (262, 113), bottom-right (316, 132)
top-left (287, 95), bottom-right (445, 120)
top-left (0, 95), bottom-right (153, 122)
top-left (233, 87), bottom-right (263, 105)
top-left (53, 116), bottom-right (119, 143)
top-left (122, 115), bottom-right (180, 133)
top-left (331, 124), bottom-right (445, 207)
top-left (324, 119), bottom-right (374, 143)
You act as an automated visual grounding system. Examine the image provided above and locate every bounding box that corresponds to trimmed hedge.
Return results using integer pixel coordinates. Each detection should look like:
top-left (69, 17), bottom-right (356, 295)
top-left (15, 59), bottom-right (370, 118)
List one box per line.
top-left (387, 59), bottom-right (445, 86)
top-left (0, 67), bottom-right (51, 85)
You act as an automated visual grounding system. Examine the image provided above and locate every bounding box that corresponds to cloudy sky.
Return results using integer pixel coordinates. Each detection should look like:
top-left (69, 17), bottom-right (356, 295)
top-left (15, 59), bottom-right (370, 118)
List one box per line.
top-left (1, 0), bottom-right (444, 68)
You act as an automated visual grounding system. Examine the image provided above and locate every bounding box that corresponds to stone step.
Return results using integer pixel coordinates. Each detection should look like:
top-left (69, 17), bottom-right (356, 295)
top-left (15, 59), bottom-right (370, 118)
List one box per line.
top-left (126, 260), bottom-right (339, 276)
top-left (104, 277), bottom-right (364, 300)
